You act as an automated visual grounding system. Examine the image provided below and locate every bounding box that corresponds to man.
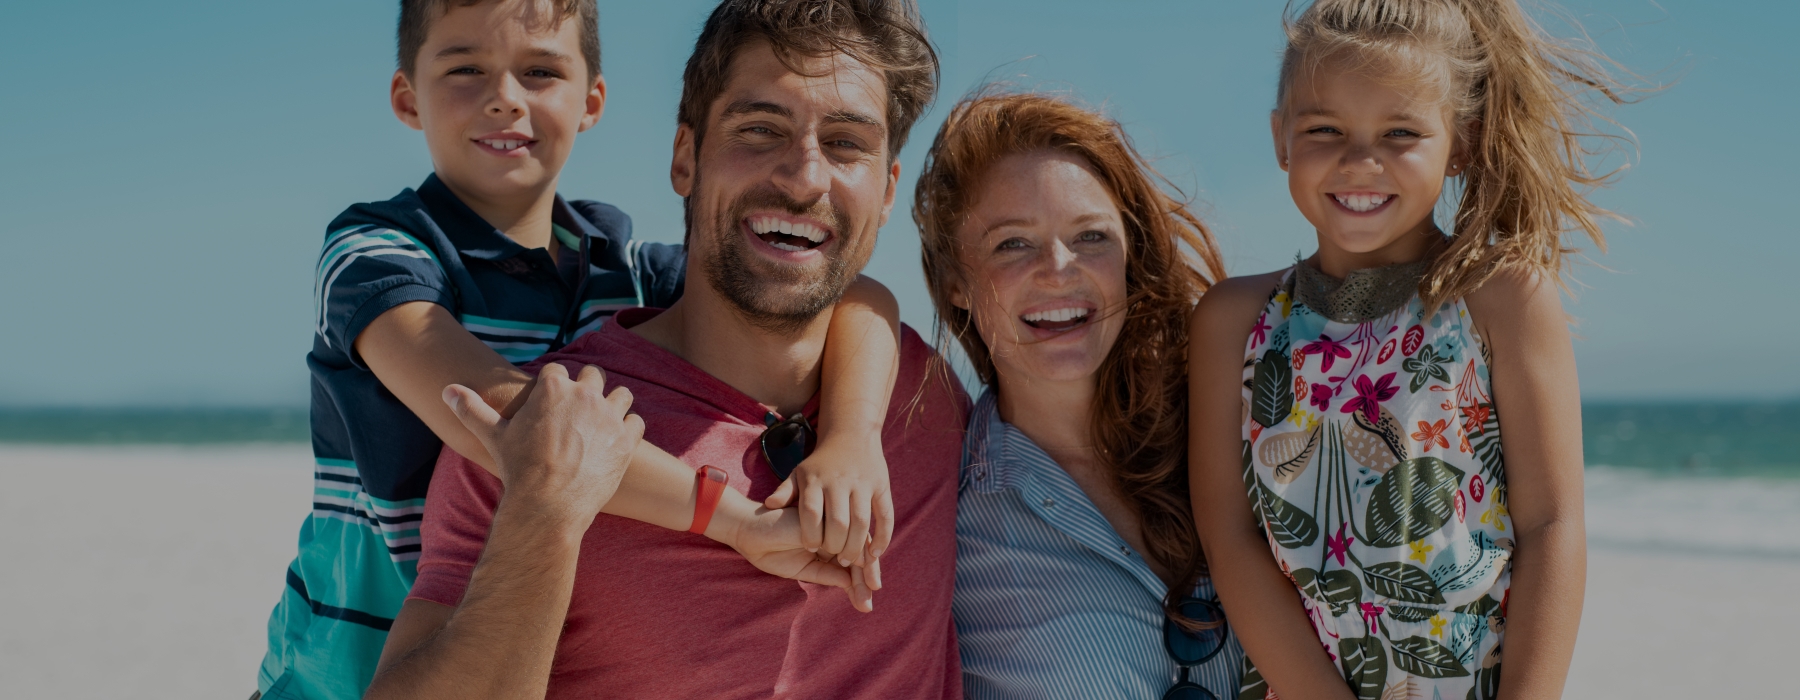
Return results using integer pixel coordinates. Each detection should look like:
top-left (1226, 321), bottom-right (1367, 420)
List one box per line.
top-left (363, 1), bottom-right (966, 698)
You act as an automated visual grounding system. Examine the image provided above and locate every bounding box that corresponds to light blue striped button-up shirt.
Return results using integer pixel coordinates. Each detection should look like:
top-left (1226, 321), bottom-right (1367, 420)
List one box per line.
top-left (954, 391), bottom-right (1245, 699)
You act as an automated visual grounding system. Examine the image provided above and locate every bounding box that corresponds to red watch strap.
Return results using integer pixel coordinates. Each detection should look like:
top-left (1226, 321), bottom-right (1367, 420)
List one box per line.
top-left (688, 465), bottom-right (729, 535)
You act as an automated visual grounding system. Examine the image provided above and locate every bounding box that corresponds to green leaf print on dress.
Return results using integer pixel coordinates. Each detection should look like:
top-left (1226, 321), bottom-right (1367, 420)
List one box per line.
top-left (1361, 561), bottom-right (1447, 605)
top-left (1258, 478), bottom-right (1321, 548)
top-left (1251, 347), bottom-right (1295, 428)
top-left (1365, 457), bottom-right (1464, 548)
top-left (1292, 567), bottom-right (1363, 617)
top-left (1391, 636), bottom-right (1472, 678)
top-left (1338, 636), bottom-right (1389, 700)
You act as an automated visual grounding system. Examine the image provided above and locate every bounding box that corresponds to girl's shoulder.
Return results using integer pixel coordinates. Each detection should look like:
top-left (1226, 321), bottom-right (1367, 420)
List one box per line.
top-left (1192, 269), bottom-right (1288, 323)
top-left (1462, 265), bottom-right (1569, 348)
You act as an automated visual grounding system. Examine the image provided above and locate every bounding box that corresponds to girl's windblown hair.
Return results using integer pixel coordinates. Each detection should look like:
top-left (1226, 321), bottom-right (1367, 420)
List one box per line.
top-left (1278, 0), bottom-right (1645, 307)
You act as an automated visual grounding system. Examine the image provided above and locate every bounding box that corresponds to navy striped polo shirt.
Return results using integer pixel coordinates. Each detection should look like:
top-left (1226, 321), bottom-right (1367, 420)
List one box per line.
top-left (257, 174), bottom-right (684, 700)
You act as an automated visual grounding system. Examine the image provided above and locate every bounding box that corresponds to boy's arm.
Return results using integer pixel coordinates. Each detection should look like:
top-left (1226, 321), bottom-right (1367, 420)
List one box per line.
top-left (762, 276), bottom-right (901, 570)
top-left (355, 302), bottom-right (872, 611)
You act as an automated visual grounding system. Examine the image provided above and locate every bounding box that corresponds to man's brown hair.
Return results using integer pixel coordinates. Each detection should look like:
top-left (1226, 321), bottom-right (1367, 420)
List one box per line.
top-left (398, 0), bottom-right (601, 81)
top-left (679, 0), bottom-right (939, 160)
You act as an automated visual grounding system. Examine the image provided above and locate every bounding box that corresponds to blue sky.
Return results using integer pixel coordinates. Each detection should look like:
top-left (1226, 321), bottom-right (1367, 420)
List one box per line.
top-left (0, 0), bottom-right (1792, 406)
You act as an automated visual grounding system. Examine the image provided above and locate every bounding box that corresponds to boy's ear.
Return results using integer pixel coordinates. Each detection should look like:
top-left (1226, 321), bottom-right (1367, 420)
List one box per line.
top-left (391, 70), bottom-right (423, 131)
top-left (1269, 110), bottom-right (1288, 172)
top-left (670, 124), bottom-right (698, 198)
top-left (578, 75), bottom-right (608, 133)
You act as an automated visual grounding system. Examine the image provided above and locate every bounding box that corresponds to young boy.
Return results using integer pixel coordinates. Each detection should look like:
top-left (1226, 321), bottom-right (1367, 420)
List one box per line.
top-left (257, 2), bottom-right (901, 698)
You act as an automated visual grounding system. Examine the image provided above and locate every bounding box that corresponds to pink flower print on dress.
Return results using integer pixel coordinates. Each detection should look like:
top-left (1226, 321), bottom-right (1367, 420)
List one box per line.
top-left (1340, 372), bottom-right (1400, 424)
top-left (1310, 383), bottom-right (1335, 412)
top-left (1360, 602), bottom-right (1386, 635)
top-left (1302, 334), bottom-right (1354, 373)
top-left (1251, 313), bottom-right (1271, 347)
top-left (1326, 523), bottom-right (1355, 567)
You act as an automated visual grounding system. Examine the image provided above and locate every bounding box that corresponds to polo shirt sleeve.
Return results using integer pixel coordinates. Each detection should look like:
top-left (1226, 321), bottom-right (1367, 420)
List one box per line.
top-left (409, 445), bottom-right (502, 607)
top-left (631, 241), bottom-right (686, 309)
top-left (314, 224), bottom-right (455, 367)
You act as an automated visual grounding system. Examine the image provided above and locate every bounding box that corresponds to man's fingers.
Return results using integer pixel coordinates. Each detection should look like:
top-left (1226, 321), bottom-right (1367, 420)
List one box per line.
top-left (863, 554), bottom-right (882, 592)
top-left (575, 363), bottom-right (605, 385)
top-left (442, 384), bottom-right (503, 446)
top-left (800, 483), bottom-right (825, 553)
top-left (843, 494), bottom-right (873, 568)
top-left (763, 479), bottom-right (796, 510)
top-left (871, 489), bottom-right (895, 560)
top-left (849, 564), bottom-right (874, 613)
top-left (793, 558), bottom-right (852, 590)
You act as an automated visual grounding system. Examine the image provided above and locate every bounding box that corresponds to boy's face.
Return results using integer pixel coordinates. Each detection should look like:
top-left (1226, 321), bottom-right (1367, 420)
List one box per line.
top-left (670, 42), bottom-right (899, 332)
top-left (391, 0), bottom-right (603, 207)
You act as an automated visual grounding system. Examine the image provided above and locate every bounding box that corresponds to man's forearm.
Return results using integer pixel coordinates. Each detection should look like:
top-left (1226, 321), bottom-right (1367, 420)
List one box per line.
top-left (365, 499), bottom-right (586, 700)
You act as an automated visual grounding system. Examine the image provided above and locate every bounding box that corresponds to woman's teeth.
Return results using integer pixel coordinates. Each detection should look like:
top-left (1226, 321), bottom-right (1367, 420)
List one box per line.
top-left (749, 216), bottom-right (827, 251)
top-left (1022, 307), bottom-right (1087, 329)
top-left (1333, 193), bottom-right (1391, 213)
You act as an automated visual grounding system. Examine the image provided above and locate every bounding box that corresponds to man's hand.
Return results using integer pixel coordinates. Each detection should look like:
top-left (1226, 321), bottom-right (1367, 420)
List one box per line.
top-left (443, 362), bottom-right (643, 527)
top-left (762, 440), bottom-right (893, 571)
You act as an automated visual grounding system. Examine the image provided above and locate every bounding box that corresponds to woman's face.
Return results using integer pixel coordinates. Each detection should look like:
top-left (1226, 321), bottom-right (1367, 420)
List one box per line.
top-left (952, 150), bottom-right (1129, 387)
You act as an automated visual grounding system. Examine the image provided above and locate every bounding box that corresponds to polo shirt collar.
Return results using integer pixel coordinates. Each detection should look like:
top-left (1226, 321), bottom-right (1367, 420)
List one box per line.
top-left (418, 173), bottom-right (611, 263)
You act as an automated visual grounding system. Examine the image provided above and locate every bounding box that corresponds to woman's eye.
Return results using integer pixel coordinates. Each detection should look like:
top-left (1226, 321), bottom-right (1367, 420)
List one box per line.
top-left (996, 238), bottom-right (1029, 251)
top-left (1076, 230), bottom-right (1107, 243)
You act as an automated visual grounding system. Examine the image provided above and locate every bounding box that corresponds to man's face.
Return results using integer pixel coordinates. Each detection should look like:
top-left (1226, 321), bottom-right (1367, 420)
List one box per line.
top-left (392, 0), bottom-right (603, 206)
top-left (672, 42), bottom-right (899, 333)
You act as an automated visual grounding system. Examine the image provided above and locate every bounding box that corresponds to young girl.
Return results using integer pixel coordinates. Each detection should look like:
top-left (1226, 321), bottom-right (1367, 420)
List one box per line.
top-left (1189, 1), bottom-right (1636, 698)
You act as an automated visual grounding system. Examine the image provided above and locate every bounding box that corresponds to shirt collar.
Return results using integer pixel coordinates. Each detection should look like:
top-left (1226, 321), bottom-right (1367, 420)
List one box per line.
top-left (417, 173), bottom-right (607, 263)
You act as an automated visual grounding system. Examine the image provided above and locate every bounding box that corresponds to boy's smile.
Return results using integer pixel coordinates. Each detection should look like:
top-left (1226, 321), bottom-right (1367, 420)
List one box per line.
top-left (390, 0), bottom-right (604, 233)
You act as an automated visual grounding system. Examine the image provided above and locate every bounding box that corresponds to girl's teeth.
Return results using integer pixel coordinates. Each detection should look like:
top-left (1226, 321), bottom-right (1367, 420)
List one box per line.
top-left (1334, 194), bottom-right (1390, 213)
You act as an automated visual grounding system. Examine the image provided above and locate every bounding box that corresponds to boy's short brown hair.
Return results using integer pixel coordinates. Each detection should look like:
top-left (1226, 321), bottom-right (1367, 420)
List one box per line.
top-left (398, 0), bottom-right (601, 81)
top-left (679, 0), bottom-right (938, 159)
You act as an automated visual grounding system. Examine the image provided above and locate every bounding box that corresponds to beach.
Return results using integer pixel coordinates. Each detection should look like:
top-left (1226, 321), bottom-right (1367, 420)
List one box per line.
top-left (1, 446), bottom-right (1794, 699)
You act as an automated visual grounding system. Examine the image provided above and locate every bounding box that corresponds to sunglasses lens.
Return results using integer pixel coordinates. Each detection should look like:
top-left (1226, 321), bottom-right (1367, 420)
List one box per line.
top-left (761, 420), bottom-right (811, 481)
top-left (1164, 599), bottom-right (1226, 666)
top-left (1161, 683), bottom-right (1218, 700)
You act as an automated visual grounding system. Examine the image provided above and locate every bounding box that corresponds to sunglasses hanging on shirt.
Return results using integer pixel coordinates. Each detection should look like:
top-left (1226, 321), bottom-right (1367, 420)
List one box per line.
top-left (1163, 597), bottom-right (1229, 700)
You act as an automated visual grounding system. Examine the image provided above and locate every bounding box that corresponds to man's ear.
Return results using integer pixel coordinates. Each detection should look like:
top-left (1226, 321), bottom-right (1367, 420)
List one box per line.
top-left (391, 70), bottom-right (423, 131)
top-left (877, 160), bottom-right (900, 227)
top-left (578, 75), bottom-right (608, 132)
top-left (1270, 110), bottom-right (1287, 171)
top-left (671, 124), bottom-right (697, 197)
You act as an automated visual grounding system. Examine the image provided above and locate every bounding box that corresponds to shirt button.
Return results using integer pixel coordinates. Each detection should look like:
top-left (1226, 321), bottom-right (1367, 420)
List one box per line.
top-left (1043, 498), bottom-right (1055, 507)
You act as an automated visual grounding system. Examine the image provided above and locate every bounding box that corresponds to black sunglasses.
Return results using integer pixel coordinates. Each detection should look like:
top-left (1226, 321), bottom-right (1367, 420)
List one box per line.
top-left (1162, 597), bottom-right (1228, 700)
top-left (760, 412), bottom-right (814, 481)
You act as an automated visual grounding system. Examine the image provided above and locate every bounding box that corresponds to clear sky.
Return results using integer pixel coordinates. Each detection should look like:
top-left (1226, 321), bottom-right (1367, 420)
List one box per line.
top-left (1, 0), bottom-right (1792, 406)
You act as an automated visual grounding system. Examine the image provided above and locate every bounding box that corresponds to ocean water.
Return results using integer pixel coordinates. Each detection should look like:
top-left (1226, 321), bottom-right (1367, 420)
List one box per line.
top-left (0, 407), bottom-right (308, 444)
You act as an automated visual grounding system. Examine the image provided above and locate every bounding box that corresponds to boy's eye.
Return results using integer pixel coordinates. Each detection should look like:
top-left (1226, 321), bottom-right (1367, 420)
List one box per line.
top-left (447, 66), bottom-right (480, 75)
top-left (1306, 126), bottom-right (1341, 135)
top-left (524, 68), bottom-right (559, 79)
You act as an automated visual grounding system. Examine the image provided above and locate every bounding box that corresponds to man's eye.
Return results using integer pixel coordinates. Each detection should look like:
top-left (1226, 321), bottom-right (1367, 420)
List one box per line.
top-left (525, 68), bottom-right (558, 79)
top-left (448, 67), bottom-right (480, 75)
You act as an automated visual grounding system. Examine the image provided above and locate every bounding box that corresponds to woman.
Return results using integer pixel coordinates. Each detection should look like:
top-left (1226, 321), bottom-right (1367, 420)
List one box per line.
top-left (914, 90), bottom-right (1244, 699)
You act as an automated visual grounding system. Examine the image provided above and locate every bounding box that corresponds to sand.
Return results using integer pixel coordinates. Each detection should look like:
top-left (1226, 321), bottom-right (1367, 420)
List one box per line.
top-left (0, 446), bottom-right (1792, 699)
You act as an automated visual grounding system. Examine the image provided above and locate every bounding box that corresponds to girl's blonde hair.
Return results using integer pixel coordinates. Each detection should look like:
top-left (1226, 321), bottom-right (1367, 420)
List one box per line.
top-left (1277, 0), bottom-right (1641, 306)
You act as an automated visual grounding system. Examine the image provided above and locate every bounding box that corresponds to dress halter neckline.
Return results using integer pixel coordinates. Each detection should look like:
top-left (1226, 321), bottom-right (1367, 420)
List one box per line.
top-left (1291, 255), bottom-right (1430, 324)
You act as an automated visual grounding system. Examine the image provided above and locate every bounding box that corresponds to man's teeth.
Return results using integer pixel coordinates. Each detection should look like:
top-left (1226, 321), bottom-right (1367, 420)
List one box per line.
top-left (1023, 308), bottom-right (1090, 323)
top-left (748, 216), bottom-right (827, 243)
top-left (481, 139), bottom-right (528, 150)
top-left (1333, 193), bottom-right (1390, 213)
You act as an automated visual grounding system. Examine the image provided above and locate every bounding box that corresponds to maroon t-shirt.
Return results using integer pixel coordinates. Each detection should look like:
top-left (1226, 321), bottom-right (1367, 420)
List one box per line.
top-left (410, 308), bottom-right (969, 699)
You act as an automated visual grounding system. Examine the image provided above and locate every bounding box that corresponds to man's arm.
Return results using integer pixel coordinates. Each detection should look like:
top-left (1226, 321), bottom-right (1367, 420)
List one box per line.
top-left (364, 363), bottom-right (637, 700)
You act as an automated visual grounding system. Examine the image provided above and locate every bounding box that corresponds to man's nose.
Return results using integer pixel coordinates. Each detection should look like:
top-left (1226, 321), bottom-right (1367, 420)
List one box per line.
top-left (770, 134), bottom-right (831, 205)
top-left (485, 73), bottom-right (527, 117)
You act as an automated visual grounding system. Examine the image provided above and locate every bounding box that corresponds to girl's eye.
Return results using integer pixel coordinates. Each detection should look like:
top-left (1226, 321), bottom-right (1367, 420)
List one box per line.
top-left (1387, 129), bottom-right (1420, 138)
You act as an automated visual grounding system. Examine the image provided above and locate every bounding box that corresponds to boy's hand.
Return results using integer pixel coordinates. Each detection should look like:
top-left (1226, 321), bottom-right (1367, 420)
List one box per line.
top-left (762, 441), bottom-right (893, 573)
top-left (723, 503), bottom-right (875, 612)
top-left (442, 362), bottom-right (642, 529)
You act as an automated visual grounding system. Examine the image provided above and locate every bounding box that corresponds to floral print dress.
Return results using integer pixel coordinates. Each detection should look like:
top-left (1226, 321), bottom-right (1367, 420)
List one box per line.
top-left (1237, 267), bottom-right (1511, 700)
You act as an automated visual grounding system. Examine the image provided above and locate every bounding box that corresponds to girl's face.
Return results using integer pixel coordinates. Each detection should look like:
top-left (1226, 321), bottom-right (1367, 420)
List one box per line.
top-left (1274, 58), bottom-right (1466, 267)
top-left (951, 150), bottom-right (1130, 387)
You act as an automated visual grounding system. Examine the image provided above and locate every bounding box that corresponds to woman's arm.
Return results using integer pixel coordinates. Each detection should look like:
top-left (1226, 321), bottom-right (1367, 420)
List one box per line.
top-left (1189, 273), bottom-right (1356, 700)
top-left (763, 276), bottom-right (902, 570)
top-left (1465, 269), bottom-right (1587, 700)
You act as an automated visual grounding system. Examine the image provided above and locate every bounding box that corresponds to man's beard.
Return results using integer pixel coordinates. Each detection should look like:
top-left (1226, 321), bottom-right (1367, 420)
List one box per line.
top-left (686, 177), bottom-right (860, 335)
